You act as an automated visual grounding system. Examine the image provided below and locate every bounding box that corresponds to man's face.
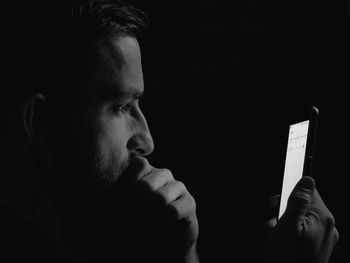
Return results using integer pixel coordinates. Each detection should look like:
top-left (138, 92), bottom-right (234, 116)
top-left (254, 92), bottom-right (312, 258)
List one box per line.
top-left (90, 36), bottom-right (154, 186)
top-left (62, 36), bottom-right (154, 191)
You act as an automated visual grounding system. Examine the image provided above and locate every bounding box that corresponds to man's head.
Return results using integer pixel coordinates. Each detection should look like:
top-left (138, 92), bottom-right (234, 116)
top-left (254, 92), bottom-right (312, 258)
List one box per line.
top-left (52, 0), bottom-right (154, 189)
top-left (84, 35), bottom-right (154, 185)
top-left (1, 0), bottom-right (154, 207)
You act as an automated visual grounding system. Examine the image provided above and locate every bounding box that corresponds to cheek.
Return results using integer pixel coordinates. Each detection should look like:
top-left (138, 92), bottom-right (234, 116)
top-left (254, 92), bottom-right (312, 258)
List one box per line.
top-left (97, 118), bottom-right (129, 166)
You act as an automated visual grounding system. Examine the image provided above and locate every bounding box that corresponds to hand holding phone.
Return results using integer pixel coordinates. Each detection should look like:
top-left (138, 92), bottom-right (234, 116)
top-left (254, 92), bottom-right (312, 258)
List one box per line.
top-left (264, 107), bottom-right (338, 262)
top-left (278, 106), bottom-right (319, 219)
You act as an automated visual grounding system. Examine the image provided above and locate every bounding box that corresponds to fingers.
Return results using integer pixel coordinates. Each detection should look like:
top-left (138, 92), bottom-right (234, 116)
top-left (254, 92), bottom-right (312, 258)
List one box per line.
top-left (143, 178), bottom-right (195, 227)
top-left (265, 177), bottom-right (339, 263)
top-left (124, 157), bottom-right (196, 228)
top-left (124, 156), bottom-right (175, 189)
top-left (264, 217), bottom-right (278, 231)
top-left (306, 189), bottom-right (332, 222)
top-left (284, 176), bottom-right (315, 222)
top-left (114, 157), bottom-right (199, 257)
top-left (160, 190), bottom-right (196, 227)
top-left (139, 168), bottom-right (175, 192)
top-left (264, 195), bottom-right (280, 234)
top-left (305, 188), bottom-right (339, 241)
top-left (301, 188), bottom-right (339, 261)
top-left (123, 155), bottom-right (153, 184)
top-left (156, 180), bottom-right (186, 205)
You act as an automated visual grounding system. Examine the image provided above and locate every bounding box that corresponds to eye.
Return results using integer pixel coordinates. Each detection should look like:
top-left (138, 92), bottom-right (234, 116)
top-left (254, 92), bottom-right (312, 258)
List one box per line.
top-left (112, 103), bottom-right (133, 114)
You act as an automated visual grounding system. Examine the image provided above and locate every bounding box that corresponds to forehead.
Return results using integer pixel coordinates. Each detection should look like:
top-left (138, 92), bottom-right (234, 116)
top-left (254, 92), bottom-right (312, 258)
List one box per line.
top-left (89, 36), bottom-right (144, 101)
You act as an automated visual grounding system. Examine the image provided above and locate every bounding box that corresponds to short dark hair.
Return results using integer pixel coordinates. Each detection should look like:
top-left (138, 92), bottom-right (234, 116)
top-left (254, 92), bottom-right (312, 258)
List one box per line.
top-left (66, 0), bottom-right (148, 76)
top-left (69, 0), bottom-right (148, 40)
top-left (51, 0), bottom-right (149, 102)
top-left (1, 0), bottom-right (148, 126)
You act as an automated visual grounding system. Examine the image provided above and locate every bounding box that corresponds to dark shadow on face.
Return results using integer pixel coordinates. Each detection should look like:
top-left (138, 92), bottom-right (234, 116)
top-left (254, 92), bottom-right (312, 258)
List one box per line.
top-left (43, 36), bottom-right (154, 254)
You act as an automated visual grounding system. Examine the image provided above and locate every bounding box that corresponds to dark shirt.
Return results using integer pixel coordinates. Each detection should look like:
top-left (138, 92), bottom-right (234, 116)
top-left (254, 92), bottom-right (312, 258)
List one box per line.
top-left (0, 190), bottom-right (90, 263)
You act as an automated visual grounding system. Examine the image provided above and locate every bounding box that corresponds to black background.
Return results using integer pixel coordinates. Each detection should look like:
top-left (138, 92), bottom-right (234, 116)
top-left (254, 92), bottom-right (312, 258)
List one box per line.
top-left (134, 0), bottom-right (349, 262)
top-left (2, 0), bottom-right (349, 262)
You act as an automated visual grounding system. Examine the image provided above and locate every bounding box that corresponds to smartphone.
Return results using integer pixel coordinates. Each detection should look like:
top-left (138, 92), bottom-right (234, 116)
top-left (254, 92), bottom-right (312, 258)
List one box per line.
top-left (278, 106), bottom-right (319, 219)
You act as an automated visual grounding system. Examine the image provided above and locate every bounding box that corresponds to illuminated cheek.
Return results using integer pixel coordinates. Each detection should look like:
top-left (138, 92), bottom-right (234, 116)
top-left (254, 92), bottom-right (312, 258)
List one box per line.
top-left (97, 120), bottom-right (129, 163)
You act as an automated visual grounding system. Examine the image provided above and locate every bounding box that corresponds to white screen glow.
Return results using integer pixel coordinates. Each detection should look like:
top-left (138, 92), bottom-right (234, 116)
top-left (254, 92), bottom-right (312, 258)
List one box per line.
top-left (278, 120), bottom-right (309, 219)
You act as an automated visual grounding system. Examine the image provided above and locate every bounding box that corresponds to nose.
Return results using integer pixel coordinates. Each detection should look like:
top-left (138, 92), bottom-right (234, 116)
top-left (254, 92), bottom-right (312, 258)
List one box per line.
top-left (127, 109), bottom-right (154, 156)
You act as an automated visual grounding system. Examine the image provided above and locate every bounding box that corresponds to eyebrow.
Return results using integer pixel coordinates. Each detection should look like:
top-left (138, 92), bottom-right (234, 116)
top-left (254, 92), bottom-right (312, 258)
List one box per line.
top-left (116, 88), bottom-right (144, 100)
top-left (123, 91), bottom-right (144, 102)
top-left (96, 83), bottom-right (144, 103)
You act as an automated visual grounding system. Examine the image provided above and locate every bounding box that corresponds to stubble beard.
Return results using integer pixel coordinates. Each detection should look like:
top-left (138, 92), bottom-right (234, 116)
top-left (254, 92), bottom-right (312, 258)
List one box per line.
top-left (92, 143), bottom-right (132, 190)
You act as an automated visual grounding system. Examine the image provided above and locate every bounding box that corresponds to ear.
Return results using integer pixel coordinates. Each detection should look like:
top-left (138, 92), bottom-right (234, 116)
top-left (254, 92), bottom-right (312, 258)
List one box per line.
top-left (23, 93), bottom-right (47, 143)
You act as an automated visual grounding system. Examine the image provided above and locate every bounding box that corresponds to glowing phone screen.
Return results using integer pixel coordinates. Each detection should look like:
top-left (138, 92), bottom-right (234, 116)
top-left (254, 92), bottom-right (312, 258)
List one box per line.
top-left (278, 120), bottom-right (309, 219)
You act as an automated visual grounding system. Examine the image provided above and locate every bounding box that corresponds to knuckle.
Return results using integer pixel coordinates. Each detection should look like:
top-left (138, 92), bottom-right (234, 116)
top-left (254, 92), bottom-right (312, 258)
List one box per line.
top-left (139, 175), bottom-right (157, 192)
top-left (189, 194), bottom-right (197, 209)
top-left (160, 168), bottom-right (174, 180)
top-left (326, 213), bottom-right (336, 228)
top-left (175, 180), bottom-right (186, 191)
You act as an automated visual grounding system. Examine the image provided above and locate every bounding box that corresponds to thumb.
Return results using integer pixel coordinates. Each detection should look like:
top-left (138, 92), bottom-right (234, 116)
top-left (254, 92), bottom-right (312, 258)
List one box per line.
top-left (285, 176), bottom-right (315, 220)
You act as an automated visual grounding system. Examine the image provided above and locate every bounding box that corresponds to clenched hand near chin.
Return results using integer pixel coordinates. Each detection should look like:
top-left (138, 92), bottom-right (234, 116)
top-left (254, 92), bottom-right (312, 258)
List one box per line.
top-left (263, 176), bottom-right (339, 263)
top-left (113, 156), bottom-right (199, 263)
